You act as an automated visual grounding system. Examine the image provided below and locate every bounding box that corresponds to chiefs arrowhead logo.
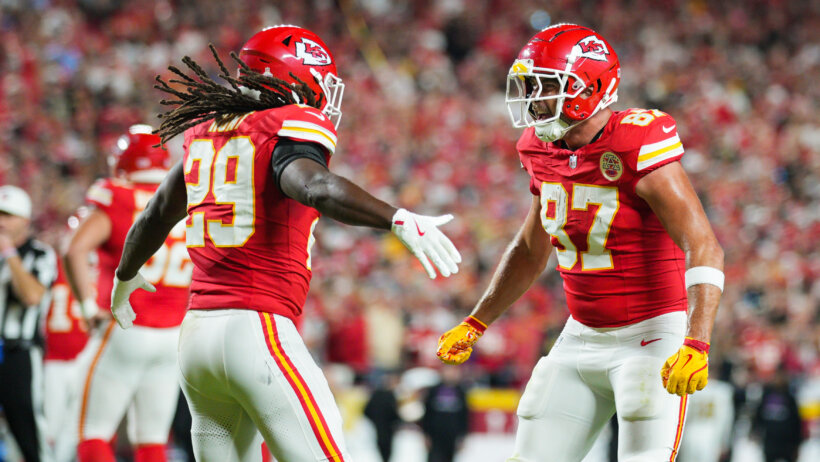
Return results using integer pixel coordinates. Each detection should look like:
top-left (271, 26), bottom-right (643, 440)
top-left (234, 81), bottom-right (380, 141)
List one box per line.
top-left (599, 151), bottom-right (623, 181)
top-left (294, 37), bottom-right (332, 66)
top-left (574, 36), bottom-right (609, 62)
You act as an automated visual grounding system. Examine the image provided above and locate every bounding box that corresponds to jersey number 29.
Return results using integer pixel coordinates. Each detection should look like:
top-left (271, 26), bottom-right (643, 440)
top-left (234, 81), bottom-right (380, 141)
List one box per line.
top-left (186, 137), bottom-right (256, 247)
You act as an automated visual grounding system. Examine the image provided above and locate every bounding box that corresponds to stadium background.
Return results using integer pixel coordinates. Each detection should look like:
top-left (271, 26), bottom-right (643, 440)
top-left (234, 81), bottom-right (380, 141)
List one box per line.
top-left (1, 0), bottom-right (818, 461)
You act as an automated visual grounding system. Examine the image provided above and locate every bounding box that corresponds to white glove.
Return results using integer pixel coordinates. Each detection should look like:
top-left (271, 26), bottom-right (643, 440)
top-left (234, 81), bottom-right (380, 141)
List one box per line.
top-left (110, 273), bottom-right (155, 329)
top-left (79, 297), bottom-right (100, 320)
top-left (391, 208), bottom-right (461, 279)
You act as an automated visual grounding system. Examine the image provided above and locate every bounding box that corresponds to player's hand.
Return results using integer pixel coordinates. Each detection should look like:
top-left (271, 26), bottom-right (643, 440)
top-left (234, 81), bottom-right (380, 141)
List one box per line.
top-left (391, 208), bottom-right (461, 279)
top-left (661, 337), bottom-right (709, 396)
top-left (436, 316), bottom-right (487, 365)
top-left (110, 273), bottom-right (155, 329)
top-left (80, 297), bottom-right (100, 319)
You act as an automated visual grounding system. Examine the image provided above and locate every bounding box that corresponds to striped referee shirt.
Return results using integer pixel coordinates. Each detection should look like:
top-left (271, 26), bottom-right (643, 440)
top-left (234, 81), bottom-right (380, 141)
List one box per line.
top-left (0, 237), bottom-right (57, 349)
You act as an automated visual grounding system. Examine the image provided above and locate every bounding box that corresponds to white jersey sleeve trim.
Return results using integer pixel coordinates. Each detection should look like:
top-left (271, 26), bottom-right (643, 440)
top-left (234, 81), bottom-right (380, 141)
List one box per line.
top-left (279, 120), bottom-right (337, 154)
top-left (637, 134), bottom-right (683, 171)
top-left (86, 182), bottom-right (113, 206)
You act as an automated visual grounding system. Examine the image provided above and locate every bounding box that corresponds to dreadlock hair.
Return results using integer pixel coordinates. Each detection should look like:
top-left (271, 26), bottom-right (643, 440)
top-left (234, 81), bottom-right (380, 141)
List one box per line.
top-left (154, 44), bottom-right (322, 144)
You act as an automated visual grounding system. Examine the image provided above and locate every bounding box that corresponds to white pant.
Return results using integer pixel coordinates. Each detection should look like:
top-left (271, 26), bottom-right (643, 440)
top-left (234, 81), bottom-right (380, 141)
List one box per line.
top-left (44, 341), bottom-right (97, 462)
top-left (509, 312), bottom-right (689, 462)
top-left (79, 322), bottom-right (180, 445)
top-left (178, 309), bottom-right (351, 462)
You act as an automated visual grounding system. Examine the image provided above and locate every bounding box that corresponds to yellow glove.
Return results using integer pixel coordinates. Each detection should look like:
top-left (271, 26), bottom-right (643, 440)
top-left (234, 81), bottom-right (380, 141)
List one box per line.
top-left (436, 316), bottom-right (487, 365)
top-left (661, 337), bottom-right (709, 396)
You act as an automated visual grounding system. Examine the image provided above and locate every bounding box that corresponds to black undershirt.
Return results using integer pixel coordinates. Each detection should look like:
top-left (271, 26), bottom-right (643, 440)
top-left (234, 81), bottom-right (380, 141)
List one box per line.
top-left (271, 139), bottom-right (328, 196)
top-left (558, 125), bottom-right (606, 151)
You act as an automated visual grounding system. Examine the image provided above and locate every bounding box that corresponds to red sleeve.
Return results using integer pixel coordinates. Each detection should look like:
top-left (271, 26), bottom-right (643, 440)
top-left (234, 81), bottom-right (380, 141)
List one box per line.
top-left (516, 130), bottom-right (541, 196)
top-left (275, 105), bottom-right (338, 156)
top-left (619, 110), bottom-right (684, 177)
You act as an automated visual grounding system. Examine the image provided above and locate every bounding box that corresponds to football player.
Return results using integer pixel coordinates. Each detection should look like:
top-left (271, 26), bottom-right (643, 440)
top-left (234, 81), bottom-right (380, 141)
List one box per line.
top-left (44, 210), bottom-right (92, 462)
top-left (109, 25), bottom-right (461, 462)
top-left (436, 24), bottom-right (724, 461)
top-left (64, 126), bottom-right (192, 462)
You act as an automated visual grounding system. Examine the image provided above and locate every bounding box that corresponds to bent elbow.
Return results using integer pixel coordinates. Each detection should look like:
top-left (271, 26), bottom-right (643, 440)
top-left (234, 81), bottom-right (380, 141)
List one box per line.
top-left (63, 245), bottom-right (84, 266)
top-left (302, 175), bottom-right (334, 211)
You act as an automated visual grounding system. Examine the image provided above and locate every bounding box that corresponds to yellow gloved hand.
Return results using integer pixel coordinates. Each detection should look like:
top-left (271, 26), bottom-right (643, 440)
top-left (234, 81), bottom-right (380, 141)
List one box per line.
top-left (436, 316), bottom-right (487, 365)
top-left (661, 337), bottom-right (710, 396)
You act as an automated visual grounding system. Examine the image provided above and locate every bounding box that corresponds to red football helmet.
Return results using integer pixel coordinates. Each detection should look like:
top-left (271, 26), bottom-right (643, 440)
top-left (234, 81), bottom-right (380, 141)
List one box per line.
top-left (239, 25), bottom-right (345, 128)
top-left (506, 24), bottom-right (620, 142)
top-left (110, 124), bottom-right (170, 183)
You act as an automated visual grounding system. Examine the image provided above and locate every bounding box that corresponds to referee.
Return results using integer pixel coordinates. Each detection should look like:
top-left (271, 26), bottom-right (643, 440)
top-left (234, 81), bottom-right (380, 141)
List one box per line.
top-left (0, 185), bottom-right (57, 462)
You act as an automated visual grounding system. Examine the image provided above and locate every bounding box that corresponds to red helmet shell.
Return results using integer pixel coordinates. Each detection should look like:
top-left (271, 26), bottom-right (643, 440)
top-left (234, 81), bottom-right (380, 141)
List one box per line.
top-left (111, 125), bottom-right (169, 178)
top-left (240, 25), bottom-right (337, 104)
top-left (517, 24), bottom-right (620, 120)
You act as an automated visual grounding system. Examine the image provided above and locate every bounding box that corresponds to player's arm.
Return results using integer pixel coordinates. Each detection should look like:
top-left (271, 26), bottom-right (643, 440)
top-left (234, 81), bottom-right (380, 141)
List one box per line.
top-left (110, 161), bottom-right (187, 329)
top-left (275, 140), bottom-right (460, 279)
top-left (64, 209), bottom-right (111, 318)
top-left (116, 161), bottom-right (187, 280)
top-left (278, 153), bottom-right (396, 229)
top-left (436, 195), bottom-right (553, 364)
top-left (636, 161), bottom-right (724, 395)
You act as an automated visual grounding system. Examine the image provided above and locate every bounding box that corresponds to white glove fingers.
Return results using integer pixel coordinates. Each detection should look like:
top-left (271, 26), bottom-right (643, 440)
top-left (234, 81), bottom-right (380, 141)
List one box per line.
top-left (414, 251), bottom-right (438, 279)
top-left (432, 214), bottom-right (454, 226)
top-left (116, 303), bottom-right (136, 329)
top-left (142, 280), bottom-right (157, 293)
top-left (438, 232), bottom-right (462, 264)
top-left (430, 237), bottom-right (458, 275)
top-left (424, 240), bottom-right (453, 278)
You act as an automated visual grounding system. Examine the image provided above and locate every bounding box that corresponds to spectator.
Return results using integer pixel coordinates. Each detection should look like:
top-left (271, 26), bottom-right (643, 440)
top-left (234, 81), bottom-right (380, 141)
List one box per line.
top-left (363, 371), bottom-right (402, 462)
top-left (420, 367), bottom-right (469, 462)
top-left (753, 367), bottom-right (805, 462)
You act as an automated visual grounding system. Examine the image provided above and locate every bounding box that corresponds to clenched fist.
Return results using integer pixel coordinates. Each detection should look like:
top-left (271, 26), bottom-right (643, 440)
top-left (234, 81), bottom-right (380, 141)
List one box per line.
top-left (436, 316), bottom-right (487, 365)
top-left (661, 337), bottom-right (709, 396)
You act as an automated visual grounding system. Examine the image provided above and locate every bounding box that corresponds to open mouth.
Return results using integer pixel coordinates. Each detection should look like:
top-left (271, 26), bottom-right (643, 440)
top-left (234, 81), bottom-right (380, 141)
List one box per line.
top-left (531, 104), bottom-right (553, 121)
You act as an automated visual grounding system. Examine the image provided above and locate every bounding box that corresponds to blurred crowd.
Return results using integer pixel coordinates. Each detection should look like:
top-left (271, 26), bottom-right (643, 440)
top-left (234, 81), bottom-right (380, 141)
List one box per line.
top-left (1, 0), bottom-right (818, 453)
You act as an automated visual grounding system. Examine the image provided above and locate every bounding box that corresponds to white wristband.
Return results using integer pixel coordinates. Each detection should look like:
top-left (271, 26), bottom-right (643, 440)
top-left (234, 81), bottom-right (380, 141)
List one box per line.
top-left (685, 266), bottom-right (724, 293)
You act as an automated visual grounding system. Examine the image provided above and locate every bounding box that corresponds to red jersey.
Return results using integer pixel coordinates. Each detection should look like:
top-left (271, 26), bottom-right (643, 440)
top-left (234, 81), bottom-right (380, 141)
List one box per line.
top-left (518, 109), bottom-right (687, 327)
top-left (182, 105), bottom-right (337, 320)
top-left (86, 178), bottom-right (191, 327)
top-left (44, 258), bottom-right (89, 360)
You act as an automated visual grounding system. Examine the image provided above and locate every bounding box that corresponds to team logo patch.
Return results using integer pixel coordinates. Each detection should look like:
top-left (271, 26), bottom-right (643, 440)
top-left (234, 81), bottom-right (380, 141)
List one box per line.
top-left (294, 37), bottom-right (332, 66)
top-left (574, 36), bottom-right (609, 62)
top-left (599, 152), bottom-right (623, 181)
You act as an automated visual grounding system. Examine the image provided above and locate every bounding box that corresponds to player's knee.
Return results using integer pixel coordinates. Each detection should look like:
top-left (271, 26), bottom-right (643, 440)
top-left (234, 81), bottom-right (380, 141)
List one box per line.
top-left (615, 358), bottom-right (665, 420)
top-left (516, 358), bottom-right (555, 419)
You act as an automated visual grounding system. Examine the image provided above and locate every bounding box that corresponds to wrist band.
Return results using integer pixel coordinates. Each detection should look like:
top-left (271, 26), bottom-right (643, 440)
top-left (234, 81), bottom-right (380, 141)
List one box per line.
top-left (684, 337), bottom-right (710, 354)
top-left (463, 315), bottom-right (487, 333)
top-left (685, 266), bottom-right (724, 292)
top-left (0, 247), bottom-right (18, 259)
